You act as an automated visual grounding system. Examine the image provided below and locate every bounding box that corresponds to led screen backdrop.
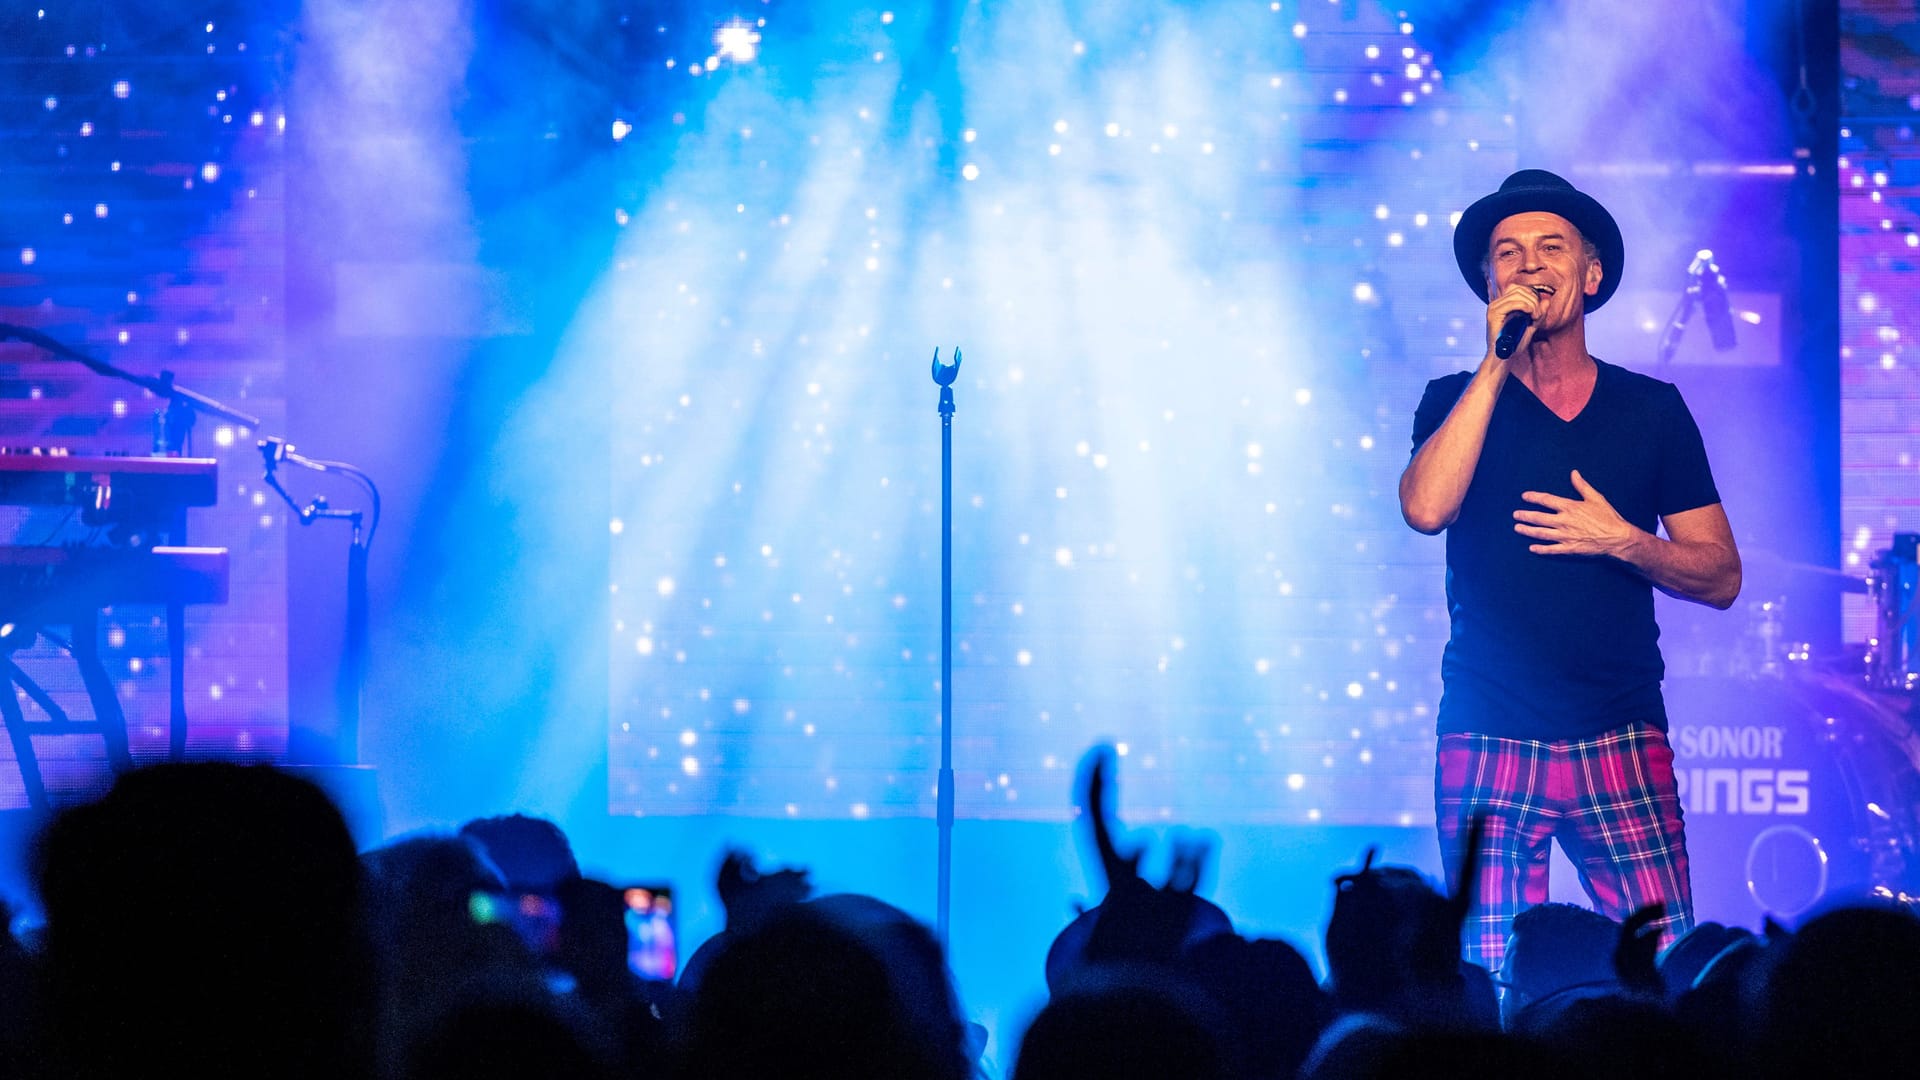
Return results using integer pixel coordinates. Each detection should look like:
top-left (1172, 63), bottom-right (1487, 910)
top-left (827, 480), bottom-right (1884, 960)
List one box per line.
top-left (1839, 1), bottom-right (1920, 640)
top-left (605, 1), bottom-right (1836, 824)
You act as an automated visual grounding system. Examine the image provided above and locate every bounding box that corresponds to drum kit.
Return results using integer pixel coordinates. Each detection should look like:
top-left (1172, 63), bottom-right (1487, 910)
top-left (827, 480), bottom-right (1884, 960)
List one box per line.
top-left (1666, 535), bottom-right (1920, 926)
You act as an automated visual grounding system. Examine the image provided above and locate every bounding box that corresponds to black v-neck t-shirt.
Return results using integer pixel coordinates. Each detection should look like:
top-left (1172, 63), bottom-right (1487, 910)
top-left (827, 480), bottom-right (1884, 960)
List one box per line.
top-left (1410, 359), bottom-right (1721, 740)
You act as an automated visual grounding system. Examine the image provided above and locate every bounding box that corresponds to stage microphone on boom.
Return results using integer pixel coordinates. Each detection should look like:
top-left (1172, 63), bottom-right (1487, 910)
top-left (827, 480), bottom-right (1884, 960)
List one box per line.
top-left (1657, 250), bottom-right (1739, 363)
top-left (1494, 311), bottom-right (1531, 359)
top-left (1691, 250), bottom-right (1738, 352)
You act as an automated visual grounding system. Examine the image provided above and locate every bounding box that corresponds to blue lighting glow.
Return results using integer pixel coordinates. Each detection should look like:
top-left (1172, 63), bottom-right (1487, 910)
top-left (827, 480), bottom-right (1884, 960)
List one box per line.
top-left (714, 18), bottom-right (762, 64)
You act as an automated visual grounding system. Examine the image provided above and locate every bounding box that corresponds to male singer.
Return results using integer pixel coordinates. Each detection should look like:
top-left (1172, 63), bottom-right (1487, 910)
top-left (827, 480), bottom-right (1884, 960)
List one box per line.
top-left (1398, 169), bottom-right (1741, 971)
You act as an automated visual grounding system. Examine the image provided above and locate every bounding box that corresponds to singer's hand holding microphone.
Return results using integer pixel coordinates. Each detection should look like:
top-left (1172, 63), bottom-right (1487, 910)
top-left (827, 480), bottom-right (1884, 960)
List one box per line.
top-left (1486, 282), bottom-right (1546, 361)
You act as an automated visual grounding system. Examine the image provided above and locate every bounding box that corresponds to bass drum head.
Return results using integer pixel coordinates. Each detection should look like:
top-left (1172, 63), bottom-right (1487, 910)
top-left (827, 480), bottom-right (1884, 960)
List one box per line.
top-left (1663, 676), bottom-right (1920, 925)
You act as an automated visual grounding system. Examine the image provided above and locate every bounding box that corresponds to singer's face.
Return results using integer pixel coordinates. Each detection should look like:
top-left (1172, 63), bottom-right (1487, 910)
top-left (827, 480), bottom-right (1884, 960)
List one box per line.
top-left (1485, 211), bottom-right (1603, 331)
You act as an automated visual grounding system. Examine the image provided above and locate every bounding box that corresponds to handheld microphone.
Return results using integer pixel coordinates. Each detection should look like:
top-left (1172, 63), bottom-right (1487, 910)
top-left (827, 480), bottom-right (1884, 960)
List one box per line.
top-left (1494, 311), bottom-right (1532, 359)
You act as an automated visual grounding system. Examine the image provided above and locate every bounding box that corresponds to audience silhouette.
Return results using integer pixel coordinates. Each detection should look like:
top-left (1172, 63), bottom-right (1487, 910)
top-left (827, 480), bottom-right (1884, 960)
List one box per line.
top-left (0, 749), bottom-right (1913, 1079)
top-left (30, 763), bottom-right (370, 1079)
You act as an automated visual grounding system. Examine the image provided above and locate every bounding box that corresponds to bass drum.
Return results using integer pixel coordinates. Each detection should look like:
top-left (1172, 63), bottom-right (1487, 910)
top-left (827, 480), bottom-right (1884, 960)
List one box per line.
top-left (1663, 675), bottom-right (1920, 925)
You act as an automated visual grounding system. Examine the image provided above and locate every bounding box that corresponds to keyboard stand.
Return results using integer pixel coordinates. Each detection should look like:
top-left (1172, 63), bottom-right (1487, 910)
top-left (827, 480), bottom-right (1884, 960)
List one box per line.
top-left (0, 660), bottom-right (56, 813)
top-left (2, 608), bottom-right (138, 813)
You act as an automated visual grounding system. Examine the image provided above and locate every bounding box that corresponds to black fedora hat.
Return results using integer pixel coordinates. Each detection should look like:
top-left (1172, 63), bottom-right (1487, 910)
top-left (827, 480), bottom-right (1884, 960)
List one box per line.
top-left (1452, 169), bottom-right (1625, 311)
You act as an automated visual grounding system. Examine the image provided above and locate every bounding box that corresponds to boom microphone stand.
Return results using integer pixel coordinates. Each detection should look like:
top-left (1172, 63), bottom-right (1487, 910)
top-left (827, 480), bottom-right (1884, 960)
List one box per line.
top-left (1656, 250), bottom-right (1737, 364)
top-left (931, 347), bottom-right (961, 948)
top-left (259, 437), bottom-right (381, 765)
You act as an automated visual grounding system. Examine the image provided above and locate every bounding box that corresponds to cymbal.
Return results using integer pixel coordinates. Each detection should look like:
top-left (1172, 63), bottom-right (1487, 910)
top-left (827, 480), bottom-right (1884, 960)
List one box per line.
top-left (1744, 549), bottom-right (1869, 594)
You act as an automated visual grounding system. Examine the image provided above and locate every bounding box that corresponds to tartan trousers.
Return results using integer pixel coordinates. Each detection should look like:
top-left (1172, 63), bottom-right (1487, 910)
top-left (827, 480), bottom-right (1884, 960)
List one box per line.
top-left (1435, 723), bottom-right (1695, 974)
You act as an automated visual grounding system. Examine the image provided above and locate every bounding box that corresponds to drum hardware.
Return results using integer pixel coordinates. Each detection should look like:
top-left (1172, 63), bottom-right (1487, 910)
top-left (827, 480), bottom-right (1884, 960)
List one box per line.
top-left (1720, 550), bottom-right (1867, 680)
top-left (1865, 533), bottom-right (1920, 693)
top-left (1727, 596), bottom-right (1814, 678)
top-left (1744, 596), bottom-right (1790, 677)
top-left (1666, 673), bottom-right (1920, 925)
top-left (1869, 884), bottom-right (1920, 911)
top-left (1744, 824), bottom-right (1828, 917)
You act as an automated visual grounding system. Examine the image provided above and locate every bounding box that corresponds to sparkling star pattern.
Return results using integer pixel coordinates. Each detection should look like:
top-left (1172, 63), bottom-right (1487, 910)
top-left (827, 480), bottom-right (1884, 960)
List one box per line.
top-left (607, 2), bottom-right (1510, 825)
top-left (0, 6), bottom-right (289, 805)
top-left (1837, 8), bottom-right (1920, 638)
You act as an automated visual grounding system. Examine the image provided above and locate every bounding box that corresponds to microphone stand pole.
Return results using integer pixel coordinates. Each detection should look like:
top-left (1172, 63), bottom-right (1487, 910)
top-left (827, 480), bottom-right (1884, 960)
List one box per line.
top-left (260, 438), bottom-right (380, 765)
top-left (931, 347), bottom-right (962, 948)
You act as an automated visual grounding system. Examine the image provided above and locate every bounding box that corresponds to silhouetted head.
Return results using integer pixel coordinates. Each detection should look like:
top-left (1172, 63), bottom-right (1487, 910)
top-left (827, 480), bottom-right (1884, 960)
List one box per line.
top-left (1300, 1013), bottom-right (1406, 1080)
top-left (1657, 921), bottom-right (1751, 998)
top-left (1754, 903), bottom-right (1920, 1078)
top-left (1324, 865), bottom-right (1457, 1014)
top-left (1184, 933), bottom-right (1331, 1079)
top-left (1309, 1024), bottom-right (1575, 1080)
top-left (360, 832), bottom-right (553, 1066)
top-left (1044, 889), bottom-right (1233, 991)
top-left (1368, 1030), bottom-right (1573, 1080)
top-left (32, 763), bottom-right (368, 1078)
top-left (679, 899), bottom-right (970, 1080)
top-left (406, 998), bottom-right (611, 1080)
top-left (809, 893), bottom-right (972, 1070)
top-left (361, 832), bottom-right (508, 958)
top-left (1670, 932), bottom-right (1770, 1066)
top-left (1502, 903), bottom-right (1619, 1024)
top-left (555, 877), bottom-right (631, 989)
top-left (458, 814), bottom-right (579, 894)
top-left (1519, 993), bottom-right (1709, 1080)
top-left (1015, 965), bottom-right (1230, 1080)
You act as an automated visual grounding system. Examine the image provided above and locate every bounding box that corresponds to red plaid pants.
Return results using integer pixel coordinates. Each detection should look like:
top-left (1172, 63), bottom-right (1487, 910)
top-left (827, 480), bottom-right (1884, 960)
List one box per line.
top-left (1435, 723), bottom-right (1694, 974)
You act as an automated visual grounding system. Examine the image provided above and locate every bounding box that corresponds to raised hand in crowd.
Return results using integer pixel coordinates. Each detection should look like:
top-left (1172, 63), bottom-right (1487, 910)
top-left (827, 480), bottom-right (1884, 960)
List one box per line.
top-left (1322, 815), bottom-right (1496, 1032)
top-left (1611, 902), bottom-right (1667, 996)
top-left (716, 848), bottom-right (813, 932)
top-left (1066, 744), bottom-right (1222, 973)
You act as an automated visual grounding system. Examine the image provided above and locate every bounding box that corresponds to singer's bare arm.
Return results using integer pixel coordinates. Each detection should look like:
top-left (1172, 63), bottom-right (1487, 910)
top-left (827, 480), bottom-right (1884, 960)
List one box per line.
top-left (1399, 285), bottom-right (1547, 533)
top-left (1626, 504), bottom-right (1743, 609)
top-left (1399, 357), bottom-right (1507, 534)
top-left (1513, 475), bottom-right (1742, 609)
